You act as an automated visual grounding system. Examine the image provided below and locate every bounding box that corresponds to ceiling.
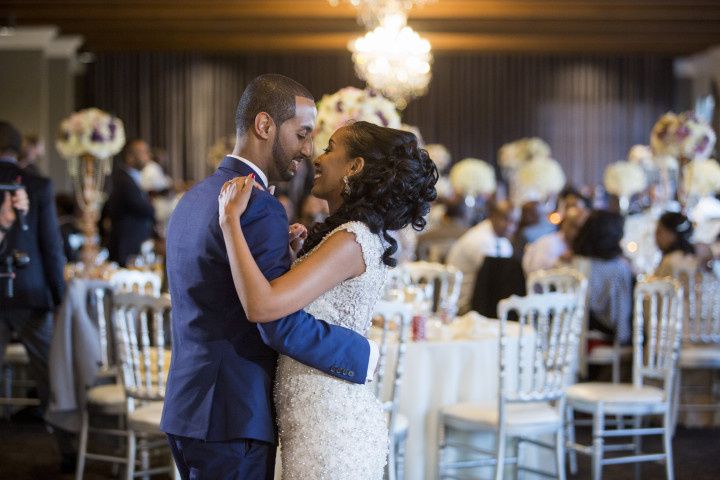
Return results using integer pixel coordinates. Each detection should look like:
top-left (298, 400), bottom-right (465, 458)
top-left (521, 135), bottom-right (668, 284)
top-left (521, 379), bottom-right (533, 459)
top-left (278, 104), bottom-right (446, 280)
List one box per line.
top-left (3, 0), bottom-right (720, 54)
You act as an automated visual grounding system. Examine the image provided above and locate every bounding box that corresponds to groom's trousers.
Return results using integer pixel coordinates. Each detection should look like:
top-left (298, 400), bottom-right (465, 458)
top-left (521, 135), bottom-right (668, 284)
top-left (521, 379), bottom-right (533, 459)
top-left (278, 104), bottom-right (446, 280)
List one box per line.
top-left (167, 433), bottom-right (276, 480)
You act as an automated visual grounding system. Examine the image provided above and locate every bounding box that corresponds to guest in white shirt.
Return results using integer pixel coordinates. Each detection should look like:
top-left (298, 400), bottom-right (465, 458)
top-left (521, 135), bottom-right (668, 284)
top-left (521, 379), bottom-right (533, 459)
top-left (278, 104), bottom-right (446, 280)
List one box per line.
top-left (523, 206), bottom-right (588, 275)
top-left (446, 200), bottom-right (516, 313)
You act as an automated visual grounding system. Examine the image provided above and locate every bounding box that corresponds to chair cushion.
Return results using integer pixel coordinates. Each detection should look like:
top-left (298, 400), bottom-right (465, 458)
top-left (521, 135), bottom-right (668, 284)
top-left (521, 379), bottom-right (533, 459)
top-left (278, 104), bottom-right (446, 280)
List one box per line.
top-left (566, 383), bottom-right (665, 415)
top-left (3, 343), bottom-right (29, 364)
top-left (87, 384), bottom-right (125, 409)
top-left (680, 345), bottom-right (720, 368)
top-left (442, 401), bottom-right (561, 435)
top-left (127, 401), bottom-right (164, 433)
top-left (588, 345), bottom-right (633, 364)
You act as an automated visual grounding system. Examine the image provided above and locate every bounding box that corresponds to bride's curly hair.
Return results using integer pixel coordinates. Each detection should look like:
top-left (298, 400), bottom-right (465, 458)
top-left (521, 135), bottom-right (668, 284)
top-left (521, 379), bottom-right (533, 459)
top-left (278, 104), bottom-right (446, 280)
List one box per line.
top-left (299, 121), bottom-right (438, 267)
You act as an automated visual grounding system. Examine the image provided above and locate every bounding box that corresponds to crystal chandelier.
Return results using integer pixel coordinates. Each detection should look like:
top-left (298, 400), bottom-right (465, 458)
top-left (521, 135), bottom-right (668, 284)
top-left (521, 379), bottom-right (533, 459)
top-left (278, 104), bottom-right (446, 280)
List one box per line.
top-left (349, 13), bottom-right (432, 109)
top-left (328, 0), bottom-right (436, 28)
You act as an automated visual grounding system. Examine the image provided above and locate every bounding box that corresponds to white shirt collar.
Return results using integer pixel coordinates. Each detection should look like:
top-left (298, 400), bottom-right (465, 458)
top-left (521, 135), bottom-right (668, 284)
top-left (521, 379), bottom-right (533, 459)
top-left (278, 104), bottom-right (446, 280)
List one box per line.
top-left (226, 154), bottom-right (269, 188)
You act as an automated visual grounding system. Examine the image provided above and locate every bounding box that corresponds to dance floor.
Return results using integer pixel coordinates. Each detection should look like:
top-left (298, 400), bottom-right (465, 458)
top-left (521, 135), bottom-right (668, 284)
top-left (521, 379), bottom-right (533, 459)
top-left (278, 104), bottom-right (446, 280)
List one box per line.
top-left (0, 411), bottom-right (718, 480)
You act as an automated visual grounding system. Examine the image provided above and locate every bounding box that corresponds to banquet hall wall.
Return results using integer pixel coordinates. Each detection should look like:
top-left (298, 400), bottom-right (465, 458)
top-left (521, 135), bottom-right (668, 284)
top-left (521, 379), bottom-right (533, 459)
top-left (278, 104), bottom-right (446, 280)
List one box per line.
top-left (81, 52), bottom-right (675, 188)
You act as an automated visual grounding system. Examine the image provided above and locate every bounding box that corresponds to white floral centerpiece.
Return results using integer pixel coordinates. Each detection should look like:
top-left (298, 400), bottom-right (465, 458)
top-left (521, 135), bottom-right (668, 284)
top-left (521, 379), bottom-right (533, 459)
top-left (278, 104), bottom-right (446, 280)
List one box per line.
top-left (498, 137), bottom-right (551, 172)
top-left (604, 161), bottom-right (647, 214)
top-left (627, 145), bottom-right (654, 171)
top-left (604, 161), bottom-right (647, 198)
top-left (313, 87), bottom-right (401, 155)
top-left (683, 159), bottom-right (720, 197)
top-left (650, 112), bottom-right (685, 158)
top-left (56, 107), bottom-right (125, 162)
top-left (449, 158), bottom-right (496, 197)
top-left (424, 143), bottom-right (451, 172)
top-left (55, 107), bottom-right (126, 270)
top-left (680, 114), bottom-right (716, 160)
top-left (514, 157), bottom-right (566, 203)
top-left (650, 111), bottom-right (716, 161)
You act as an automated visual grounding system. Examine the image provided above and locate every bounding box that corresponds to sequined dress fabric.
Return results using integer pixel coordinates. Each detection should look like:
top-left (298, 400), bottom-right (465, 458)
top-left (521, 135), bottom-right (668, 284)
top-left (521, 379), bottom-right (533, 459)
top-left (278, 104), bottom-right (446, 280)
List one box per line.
top-left (275, 222), bottom-right (389, 479)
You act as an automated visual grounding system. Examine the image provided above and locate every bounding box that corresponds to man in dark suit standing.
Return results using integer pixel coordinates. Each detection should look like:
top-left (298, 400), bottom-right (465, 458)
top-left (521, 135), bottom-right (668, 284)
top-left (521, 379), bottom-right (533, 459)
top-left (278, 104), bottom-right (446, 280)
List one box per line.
top-left (161, 74), bottom-right (378, 479)
top-left (0, 120), bottom-right (73, 471)
top-left (106, 139), bottom-right (155, 266)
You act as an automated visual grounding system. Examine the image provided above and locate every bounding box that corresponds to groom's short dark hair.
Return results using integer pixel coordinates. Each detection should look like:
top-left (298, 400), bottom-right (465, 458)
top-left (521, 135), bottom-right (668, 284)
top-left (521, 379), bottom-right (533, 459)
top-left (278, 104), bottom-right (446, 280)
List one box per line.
top-left (235, 74), bottom-right (314, 135)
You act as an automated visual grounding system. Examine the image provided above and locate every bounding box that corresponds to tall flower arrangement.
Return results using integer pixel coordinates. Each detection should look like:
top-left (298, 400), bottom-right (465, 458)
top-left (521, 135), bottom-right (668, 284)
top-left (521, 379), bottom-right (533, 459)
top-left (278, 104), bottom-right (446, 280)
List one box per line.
top-left (449, 158), bottom-right (496, 197)
top-left (313, 87), bottom-right (401, 154)
top-left (55, 108), bottom-right (125, 269)
top-left (513, 157), bottom-right (566, 205)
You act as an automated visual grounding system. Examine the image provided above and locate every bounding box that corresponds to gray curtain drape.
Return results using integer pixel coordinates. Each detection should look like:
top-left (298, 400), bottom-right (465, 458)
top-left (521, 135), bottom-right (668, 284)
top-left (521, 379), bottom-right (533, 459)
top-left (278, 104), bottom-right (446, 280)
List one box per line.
top-left (83, 52), bottom-right (674, 186)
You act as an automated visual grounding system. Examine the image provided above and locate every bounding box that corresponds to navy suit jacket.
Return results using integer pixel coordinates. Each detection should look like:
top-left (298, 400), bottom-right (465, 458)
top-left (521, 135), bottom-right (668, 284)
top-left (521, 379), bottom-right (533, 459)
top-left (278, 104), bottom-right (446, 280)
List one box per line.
top-left (0, 160), bottom-right (65, 311)
top-left (160, 156), bottom-right (370, 443)
top-left (106, 167), bottom-right (155, 267)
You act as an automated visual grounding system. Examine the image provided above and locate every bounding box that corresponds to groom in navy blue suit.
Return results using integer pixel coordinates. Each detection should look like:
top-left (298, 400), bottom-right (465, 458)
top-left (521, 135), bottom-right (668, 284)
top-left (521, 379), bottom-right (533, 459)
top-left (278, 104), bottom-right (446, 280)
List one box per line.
top-left (161, 74), bottom-right (376, 479)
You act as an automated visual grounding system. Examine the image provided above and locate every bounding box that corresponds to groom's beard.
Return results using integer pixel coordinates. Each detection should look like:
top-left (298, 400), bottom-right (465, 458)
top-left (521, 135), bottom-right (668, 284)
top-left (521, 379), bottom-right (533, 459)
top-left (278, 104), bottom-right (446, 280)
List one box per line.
top-left (272, 135), bottom-right (296, 182)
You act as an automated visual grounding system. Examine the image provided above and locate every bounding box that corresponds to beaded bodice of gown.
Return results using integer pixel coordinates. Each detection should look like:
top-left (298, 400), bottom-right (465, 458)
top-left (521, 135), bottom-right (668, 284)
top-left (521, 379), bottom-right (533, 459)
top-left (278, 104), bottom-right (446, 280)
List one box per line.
top-left (274, 221), bottom-right (389, 479)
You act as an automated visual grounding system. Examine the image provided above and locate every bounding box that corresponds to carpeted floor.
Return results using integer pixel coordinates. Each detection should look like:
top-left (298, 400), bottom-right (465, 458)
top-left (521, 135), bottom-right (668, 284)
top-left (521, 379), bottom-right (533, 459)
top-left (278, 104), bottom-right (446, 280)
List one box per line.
top-left (0, 412), bottom-right (718, 479)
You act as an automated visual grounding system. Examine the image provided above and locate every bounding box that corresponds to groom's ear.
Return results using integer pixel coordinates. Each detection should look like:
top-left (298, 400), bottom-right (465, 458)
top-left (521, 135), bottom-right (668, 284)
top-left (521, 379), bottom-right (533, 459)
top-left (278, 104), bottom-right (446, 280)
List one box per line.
top-left (254, 112), bottom-right (274, 140)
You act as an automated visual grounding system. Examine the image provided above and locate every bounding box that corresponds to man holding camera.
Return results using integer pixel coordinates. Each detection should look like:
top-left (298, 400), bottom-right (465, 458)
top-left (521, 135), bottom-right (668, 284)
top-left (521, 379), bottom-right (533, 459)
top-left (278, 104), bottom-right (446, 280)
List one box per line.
top-left (0, 120), bottom-right (72, 471)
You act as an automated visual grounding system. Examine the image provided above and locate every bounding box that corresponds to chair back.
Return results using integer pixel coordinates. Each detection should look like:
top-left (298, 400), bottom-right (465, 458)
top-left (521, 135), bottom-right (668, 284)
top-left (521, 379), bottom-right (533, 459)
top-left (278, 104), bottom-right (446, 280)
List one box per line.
top-left (527, 268), bottom-right (589, 378)
top-left (632, 277), bottom-right (683, 395)
top-left (109, 269), bottom-right (162, 296)
top-left (526, 267), bottom-right (588, 299)
top-left (401, 261), bottom-right (462, 318)
top-left (497, 292), bottom-right (582, 404)
top-left (111, 293), bottom-right (172, 409)
top-left (372, 300), bottom-right (413, 436)
top-left (672, 262), bottom-right (720, 345)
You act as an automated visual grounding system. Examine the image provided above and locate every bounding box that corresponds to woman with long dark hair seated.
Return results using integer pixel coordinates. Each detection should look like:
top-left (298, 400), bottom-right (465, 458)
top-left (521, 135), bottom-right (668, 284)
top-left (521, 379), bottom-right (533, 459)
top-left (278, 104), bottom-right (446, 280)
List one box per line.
top-left (572, 210), bottom-right (634, 345)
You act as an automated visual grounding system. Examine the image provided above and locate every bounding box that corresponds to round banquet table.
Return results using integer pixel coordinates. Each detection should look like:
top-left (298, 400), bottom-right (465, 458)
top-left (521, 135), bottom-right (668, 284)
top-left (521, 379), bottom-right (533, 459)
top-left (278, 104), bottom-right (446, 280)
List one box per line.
top-left (373, 318), bottom-right (553, 480)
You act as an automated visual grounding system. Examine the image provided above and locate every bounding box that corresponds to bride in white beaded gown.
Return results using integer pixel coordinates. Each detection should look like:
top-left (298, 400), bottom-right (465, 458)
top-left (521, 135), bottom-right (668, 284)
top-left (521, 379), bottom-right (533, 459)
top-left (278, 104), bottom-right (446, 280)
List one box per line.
top-left (218, 121), bottom-right (437, 479)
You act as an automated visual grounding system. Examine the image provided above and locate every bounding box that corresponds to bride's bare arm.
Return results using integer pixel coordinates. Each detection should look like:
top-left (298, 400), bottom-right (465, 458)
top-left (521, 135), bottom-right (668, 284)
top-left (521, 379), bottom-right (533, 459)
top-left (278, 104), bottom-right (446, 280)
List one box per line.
top-left (219, 177), bottom-right (366, 323)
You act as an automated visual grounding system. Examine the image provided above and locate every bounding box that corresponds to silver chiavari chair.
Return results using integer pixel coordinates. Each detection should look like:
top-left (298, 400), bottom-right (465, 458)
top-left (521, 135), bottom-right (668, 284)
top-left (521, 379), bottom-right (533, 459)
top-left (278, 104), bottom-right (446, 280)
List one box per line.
top-left (373, 300), bottom-right (413, 480)
top-left (565, 277), bottom-right (683, 480)
top-left (112, 292), bottom-right (175, 480)
top-left (671, 263), bottom-right (720, 431)
top-left (438, 292), bottom-right (582, 480)
top-left (401, 261), bottom-right (462, 319)
top-left (76, 270), bottom-right (163, 479)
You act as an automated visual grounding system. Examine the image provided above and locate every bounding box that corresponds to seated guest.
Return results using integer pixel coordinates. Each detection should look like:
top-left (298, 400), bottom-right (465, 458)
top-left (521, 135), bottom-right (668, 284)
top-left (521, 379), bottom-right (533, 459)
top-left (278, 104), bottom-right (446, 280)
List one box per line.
top-left (447, 199), bottom-right (516, 313)
top-left (416, 198), bottom-right (468, 262)
top-left (107, 139), bottom-right (155, 266)
top-left (572, 210), bottom-right (633, 344)
top-left (513, 200), bottom-right (556, 259)
top-left (523, 206), bottom-right (588, 274)
top-left (654, 211), bottom-right (696, 277)
top-left (557, 185), bottom-right (590, 216)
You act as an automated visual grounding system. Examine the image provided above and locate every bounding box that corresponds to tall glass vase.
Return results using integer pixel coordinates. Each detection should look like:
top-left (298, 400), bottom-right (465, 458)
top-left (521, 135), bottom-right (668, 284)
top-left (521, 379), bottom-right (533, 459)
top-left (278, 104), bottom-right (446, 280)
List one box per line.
top-left (69, 153), bottom-right (110, 276)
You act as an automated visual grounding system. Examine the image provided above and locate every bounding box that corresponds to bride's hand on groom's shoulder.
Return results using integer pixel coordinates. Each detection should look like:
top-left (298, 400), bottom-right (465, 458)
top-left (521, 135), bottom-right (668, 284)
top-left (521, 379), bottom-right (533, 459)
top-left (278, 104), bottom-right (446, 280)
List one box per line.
top-left (288, 223), bottom-right (308, 257)
top-left (218, 174), bottom-right (257, 227)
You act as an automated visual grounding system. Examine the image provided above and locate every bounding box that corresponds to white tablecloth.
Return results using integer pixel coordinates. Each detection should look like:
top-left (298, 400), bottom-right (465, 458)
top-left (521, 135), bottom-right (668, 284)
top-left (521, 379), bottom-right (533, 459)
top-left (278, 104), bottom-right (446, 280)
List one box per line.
top-left (378, 319), bottom-right (551, 480)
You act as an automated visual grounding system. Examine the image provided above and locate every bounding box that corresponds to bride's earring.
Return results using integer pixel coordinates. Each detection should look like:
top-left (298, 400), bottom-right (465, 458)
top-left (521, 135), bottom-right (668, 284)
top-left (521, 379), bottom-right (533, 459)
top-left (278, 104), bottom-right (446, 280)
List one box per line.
top-left (342, 175), bottom-right (351, 195)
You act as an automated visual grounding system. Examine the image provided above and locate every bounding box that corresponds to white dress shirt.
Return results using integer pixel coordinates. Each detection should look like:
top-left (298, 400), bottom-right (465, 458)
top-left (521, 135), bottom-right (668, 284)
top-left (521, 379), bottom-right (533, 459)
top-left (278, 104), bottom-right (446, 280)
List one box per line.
top-left (446, 219), bottom-right (513, 313)
top-left (225, 155), bottom-right (379, 380)
top-left (522, 231), bottom-right (568, 275)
